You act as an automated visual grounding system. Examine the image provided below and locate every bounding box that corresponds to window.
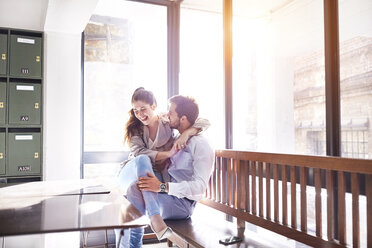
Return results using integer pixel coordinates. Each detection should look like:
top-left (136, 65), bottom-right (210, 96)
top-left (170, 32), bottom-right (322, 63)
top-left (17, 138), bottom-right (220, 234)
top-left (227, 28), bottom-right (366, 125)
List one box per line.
top-left (83, 0), bottom-right (167, 178)
top-left (179, 2), bottom-right (224, 148)
top-left (232, 0), bottom-right (325, 155)
top-left (339, 0), bottom-right (372, 159)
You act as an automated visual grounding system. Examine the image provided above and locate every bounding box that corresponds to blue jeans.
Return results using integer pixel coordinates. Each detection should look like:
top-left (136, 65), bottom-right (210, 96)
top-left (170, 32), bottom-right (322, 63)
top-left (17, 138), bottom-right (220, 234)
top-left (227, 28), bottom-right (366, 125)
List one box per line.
top-left (116, 155), bottom-right (196, 247)
top-left (116, 155), bottom-right (161, 248)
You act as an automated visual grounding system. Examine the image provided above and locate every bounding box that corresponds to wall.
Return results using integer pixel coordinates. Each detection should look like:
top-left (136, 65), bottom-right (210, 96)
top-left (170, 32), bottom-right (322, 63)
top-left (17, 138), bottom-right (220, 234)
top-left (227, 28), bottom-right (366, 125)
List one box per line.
top-left (43, 31), bottom-right (82, 180)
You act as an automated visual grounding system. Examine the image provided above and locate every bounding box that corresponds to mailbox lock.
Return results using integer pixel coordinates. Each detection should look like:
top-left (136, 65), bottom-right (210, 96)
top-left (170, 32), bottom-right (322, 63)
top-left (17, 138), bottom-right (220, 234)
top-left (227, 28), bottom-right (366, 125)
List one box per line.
top-left (0, 153), bottom-right (3, 159)
top-left (1, 54), bottom-right (5, 60)
top-left (0, 102), bottom-right (3, 108)
top-left (34, 152), bottom-right (39, 159)
top-left (35, 103), bottom-right (39, 109)
top-left (36, 56), bottom-right (40, 62)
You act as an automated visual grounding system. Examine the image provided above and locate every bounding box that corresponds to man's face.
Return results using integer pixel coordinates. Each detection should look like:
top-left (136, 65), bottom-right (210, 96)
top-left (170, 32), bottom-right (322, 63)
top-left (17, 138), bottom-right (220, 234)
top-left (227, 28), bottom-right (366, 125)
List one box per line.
top-left (168, 103), bottom-right (180, 129)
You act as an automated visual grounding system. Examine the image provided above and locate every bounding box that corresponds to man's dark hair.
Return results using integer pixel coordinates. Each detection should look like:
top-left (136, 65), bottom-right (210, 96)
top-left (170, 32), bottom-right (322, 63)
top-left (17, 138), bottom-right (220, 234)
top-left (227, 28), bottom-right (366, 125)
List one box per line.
top-left (169, 95), bottom-right (199, 125)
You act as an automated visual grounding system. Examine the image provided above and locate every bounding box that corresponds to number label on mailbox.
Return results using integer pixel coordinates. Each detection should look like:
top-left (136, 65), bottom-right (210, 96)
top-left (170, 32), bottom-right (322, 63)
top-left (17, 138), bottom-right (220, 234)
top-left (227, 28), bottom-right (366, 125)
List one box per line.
top-left (20, 116), bottom-right (29, 121)
top-left (21, 68), bottom-right (29, 74)
top-left (18, 165), bottom-right (31, 172)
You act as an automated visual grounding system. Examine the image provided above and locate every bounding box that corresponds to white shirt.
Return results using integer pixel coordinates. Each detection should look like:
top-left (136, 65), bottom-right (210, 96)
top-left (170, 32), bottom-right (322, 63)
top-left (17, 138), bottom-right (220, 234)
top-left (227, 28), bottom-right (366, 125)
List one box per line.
top-left (167, 135), bottom-right (214, 202)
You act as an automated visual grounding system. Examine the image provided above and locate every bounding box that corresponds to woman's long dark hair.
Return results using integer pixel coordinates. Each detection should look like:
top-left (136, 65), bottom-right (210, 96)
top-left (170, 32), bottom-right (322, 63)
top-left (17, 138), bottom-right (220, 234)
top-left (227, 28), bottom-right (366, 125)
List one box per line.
top-left (124, 87), bottom-right (157, 144)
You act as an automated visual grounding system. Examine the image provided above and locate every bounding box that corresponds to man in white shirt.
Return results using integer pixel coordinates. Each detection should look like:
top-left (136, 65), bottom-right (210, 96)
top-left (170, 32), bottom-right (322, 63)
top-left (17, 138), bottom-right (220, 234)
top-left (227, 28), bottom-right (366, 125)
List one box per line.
top-left (122, 95), bottom-right (214, 247)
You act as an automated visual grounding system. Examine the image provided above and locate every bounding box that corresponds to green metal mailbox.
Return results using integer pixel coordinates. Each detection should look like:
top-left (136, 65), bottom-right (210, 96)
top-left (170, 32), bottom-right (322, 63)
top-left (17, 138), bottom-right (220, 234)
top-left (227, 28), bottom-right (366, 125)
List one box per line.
top-left (0, 83), bottom-right (5, 124)
top-left (10, 35), bottom-right (42, 78)
top-left (0, 132), bottom-right (5, 175)
top-left (9, 83), bottom-right (41, 125)
top-left (0, 34), bottom-right (7, 75)
top-left (7, 132), bottom-right (40, 176)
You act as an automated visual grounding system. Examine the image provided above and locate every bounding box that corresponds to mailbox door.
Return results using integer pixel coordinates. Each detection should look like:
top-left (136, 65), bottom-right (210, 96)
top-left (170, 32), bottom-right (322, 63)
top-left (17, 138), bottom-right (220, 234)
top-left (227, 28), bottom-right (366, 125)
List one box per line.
top-left (8, 132), bottom-right (40, 176)
top-left (0, 132), bottom-right (5, 175)
top-left (0, 34), bottom-right (7, 75)
top-left (0, 83), bottom-right (5, 124)
top-left (10, 35), bottom-right (42, 78)
top-left (9, 83), bottom-right (41, 125)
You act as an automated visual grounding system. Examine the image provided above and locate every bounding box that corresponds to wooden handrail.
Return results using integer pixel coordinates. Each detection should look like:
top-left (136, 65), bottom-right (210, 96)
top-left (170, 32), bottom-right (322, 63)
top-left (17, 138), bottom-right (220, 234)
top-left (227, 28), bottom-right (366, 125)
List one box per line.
top-left (215, 149), bottom-right (372, 174)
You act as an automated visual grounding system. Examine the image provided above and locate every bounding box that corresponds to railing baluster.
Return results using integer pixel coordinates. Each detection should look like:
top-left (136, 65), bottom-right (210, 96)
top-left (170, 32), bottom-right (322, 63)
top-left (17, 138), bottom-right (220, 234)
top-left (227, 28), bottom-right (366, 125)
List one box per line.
top-left (252, 161), bottom-right (257, 215)
top-left (282, 164), bottom-right (288, 226)
top-left (216, 157), bottom-right (221, 203)
top-left (222, 158), bottom-right (227, 204)
top-left (290, 166), bottom-right (296, 229)
top-left (212, 158), bottom-right (217, 201)
top-left (301, 167), bottom-right (308, 232)
top-left (314, 168), bottom-right (322, 237)
top-left (300, 167), bottom-right (307, 232)
top-left (227, 158), bottom-right (232, 206)
top-left (237, 159), bottom-right (245, 229)
top-left (237, 160), bottom-right (243, 210)
top-left (351, 173), bottom-right (360, 248)
top-left (266, 163), bottom-right (271, 220)
top-left (208, 165), bottom-right (212, 198)
top-left (367, 174), bottom-right (372, 248)
top-left (273, 164), bottom-right (279, 222)
top-left (326, 170), bottom-right (334, 241)
top-left (338, 171), bottom-right (346, 245)
top-left (233, 159), bottom-right (237, 208)
top-left (245, 161), bottom-right (251, 213)
top-left (259, 162), bottom-right (264, 217)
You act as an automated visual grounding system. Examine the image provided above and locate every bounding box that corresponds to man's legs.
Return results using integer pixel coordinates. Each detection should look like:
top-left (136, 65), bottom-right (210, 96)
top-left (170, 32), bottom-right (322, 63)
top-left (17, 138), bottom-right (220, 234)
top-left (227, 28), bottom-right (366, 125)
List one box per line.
top-left (157, 193), bottom-right (196, 220)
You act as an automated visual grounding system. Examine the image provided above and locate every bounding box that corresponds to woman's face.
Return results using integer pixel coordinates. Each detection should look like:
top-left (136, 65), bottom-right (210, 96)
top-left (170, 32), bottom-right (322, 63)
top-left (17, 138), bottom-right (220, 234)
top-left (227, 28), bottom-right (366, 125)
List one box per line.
top-left (132, 100), bottom-right (156, 125)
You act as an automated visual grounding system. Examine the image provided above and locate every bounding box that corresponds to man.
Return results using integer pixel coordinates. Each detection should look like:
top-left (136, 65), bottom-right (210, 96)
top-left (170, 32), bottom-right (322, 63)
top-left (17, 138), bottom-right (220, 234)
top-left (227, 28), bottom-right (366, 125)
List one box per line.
top-left (120, 95), bottom-right (214, 247)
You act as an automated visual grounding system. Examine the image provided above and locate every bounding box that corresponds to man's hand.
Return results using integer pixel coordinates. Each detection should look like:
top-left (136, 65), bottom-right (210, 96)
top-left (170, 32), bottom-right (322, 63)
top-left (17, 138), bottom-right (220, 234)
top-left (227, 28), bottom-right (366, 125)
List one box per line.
top-left (137, 172), bottom-right (162, 192)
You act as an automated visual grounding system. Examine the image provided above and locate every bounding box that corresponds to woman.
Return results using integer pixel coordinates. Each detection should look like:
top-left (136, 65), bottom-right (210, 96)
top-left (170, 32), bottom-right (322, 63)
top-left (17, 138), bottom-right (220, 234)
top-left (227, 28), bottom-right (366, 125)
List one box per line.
top-left (116, 87), bottom-right (209, 247)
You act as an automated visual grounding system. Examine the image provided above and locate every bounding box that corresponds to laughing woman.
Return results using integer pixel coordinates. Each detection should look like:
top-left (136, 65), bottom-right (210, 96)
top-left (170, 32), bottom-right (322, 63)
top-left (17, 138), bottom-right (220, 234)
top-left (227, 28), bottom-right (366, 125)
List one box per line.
top-left (115, 87), bottom-right (209, 248)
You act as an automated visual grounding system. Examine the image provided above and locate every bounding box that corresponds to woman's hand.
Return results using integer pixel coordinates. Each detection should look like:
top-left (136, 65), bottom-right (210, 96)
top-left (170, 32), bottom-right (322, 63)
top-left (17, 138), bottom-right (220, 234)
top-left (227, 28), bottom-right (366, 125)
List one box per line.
top-left (137, 172), bottom-right (162, 192)
top-left (155, 144), bottom-right (179, 161)
top-left (174, 131), bottom-right (190, 150)
top-left (167, 144), bottom-right (179, 158)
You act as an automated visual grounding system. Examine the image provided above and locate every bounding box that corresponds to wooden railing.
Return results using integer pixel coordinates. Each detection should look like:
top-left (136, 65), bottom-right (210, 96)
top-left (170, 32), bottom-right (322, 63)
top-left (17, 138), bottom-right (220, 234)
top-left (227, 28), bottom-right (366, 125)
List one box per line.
top-left (201, 150), bottom-right (372, 248)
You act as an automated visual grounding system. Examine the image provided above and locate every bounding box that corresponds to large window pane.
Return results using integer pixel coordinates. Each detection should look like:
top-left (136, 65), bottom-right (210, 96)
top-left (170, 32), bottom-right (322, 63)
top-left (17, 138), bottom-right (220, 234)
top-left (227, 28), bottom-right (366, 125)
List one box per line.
top-left (84, 0), bottom-right (167, 178)
top-left (179, 2), bottom-right (224, 148)
top-left (339, 0), bottom-right (372, 159)
top-left (232, 0), bottom-right (325, 155)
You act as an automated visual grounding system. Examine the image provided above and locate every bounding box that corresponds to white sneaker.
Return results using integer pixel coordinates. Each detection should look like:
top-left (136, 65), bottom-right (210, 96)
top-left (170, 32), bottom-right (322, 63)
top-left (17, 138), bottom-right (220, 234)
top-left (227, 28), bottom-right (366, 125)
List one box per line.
top-left (154, 226), bottom-right (173, 241)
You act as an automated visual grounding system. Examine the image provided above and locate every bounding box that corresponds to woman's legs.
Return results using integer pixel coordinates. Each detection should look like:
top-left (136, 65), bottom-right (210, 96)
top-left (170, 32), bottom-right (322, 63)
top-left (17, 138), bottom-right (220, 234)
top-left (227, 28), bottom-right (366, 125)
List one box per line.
top-left (126, 156), bottom-right (168, 231)
top-left (117, 155), bottom-right (168, 247)
top-left (118, 157), bottom-right (143, 193)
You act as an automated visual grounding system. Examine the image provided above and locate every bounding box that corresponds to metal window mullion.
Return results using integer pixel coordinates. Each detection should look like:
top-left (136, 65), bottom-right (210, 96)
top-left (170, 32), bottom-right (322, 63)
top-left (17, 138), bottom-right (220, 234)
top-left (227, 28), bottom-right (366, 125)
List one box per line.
top-left (324, 0), bottom-right (341, 157)
top-left (324, 0), bottom-right (341, 240)
top-left (223, 0), bottom-right (233, 149)
top-left (167, 2), bottom-right (180, 99)
top-left (81, 31), bottom-right (85, 179)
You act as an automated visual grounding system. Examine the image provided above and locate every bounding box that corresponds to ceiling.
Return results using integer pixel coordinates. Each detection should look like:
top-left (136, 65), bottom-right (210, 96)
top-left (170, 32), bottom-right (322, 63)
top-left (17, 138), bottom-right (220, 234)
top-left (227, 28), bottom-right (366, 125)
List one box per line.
top-left (0, 0), bottom-right (295, 33)
top-left (181, 0), bottom-right (295, 18)
top-left (0, 0), bottom-right (98, 34)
